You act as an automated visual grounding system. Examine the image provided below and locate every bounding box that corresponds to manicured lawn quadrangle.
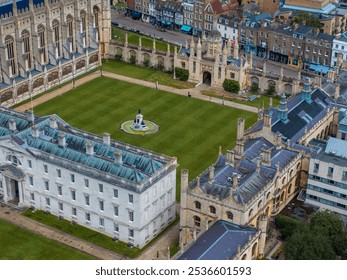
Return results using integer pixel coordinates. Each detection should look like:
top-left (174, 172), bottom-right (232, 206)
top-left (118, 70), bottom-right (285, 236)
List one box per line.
top-left (34, 77), bottom-right (257, 199)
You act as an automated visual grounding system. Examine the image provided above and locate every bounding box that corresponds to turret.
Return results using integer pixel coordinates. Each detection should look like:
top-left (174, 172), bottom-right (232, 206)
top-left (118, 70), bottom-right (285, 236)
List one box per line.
top-left (197, 37), bottom-right (202, 60)
top-left (277, 93), bottom-right (288, 122)
top-left (258, 214), bottom-right (268, 257)
top-left (190, 37), bottom-right (194, 58)
top-left (301, 77), bottom-right (312, 102)
top-left (233, 40), bottom-right (239, 59)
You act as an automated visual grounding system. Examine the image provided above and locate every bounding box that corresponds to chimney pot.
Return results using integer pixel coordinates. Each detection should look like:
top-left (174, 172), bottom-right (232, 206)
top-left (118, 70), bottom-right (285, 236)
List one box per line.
top-left (57, 133), bottom-right (66, 147)
top-left (86, 141), bottom-right (94, 155)
top-left (209, 166), bottom-right (215, 183)
top-left (103, 133), bottom-right (111, 145)
top-left (50, 116), bottom-right (57, 129)
top-left (32, 125), bottom-right (40, 138)
top-left (232, 173), bottom-right (238, 189)
top-left (114, 151), bottom-right (122, 164)
top-left (9, 119), bottom-right (16, 131)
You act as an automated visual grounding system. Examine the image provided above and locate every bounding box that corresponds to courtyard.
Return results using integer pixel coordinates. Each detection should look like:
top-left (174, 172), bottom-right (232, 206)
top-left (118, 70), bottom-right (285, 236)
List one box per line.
top-left (33, 76), bottom-right (257, 199)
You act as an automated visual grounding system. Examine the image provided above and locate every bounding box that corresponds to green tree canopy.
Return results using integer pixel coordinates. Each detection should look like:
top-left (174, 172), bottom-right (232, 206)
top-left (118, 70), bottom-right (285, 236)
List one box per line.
top-left (281, 210), bottom-right (347, 259)
top-left (292, 12), bottom-right (321, 29)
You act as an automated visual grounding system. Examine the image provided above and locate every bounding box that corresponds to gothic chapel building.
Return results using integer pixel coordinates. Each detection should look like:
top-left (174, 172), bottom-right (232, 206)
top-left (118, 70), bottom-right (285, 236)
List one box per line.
top-left (0, 0), bottom-right (111, 106)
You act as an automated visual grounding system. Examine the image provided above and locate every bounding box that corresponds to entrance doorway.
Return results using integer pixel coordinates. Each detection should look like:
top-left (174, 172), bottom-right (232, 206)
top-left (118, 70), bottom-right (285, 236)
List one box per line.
top-left (9, 178), bottom-right (19, 205)
top-left (203, 72), bottom-right (211, 85)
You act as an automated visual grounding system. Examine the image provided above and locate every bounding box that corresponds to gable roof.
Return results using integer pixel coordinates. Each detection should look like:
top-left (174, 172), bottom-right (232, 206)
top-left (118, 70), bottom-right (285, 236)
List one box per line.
top-left (177, 220), bottom-right (258, 260)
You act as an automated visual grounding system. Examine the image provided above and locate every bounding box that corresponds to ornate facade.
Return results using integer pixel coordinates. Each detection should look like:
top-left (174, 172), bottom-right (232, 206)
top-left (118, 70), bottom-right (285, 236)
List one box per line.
top-left (0, 0), bottom-right (111, 107)
top-left (179, 78), bottom-right (341, 259)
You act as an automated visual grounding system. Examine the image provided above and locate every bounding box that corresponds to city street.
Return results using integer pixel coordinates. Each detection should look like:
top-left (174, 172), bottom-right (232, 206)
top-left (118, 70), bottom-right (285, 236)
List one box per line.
top-left (111, 10), bottom-right (303, 78)
top-left (111, 9), bottom-right (192, 46)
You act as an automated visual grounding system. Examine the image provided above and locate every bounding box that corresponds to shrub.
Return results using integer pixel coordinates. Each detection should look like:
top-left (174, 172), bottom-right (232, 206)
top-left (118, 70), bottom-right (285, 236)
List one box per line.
top-left (265, 85), bottom-right (276, 96)
top-left (156, 61), bottom-right (164, 71)
top-left (223, 79), bottom-right (240, 93)
top-left (129, 55), bottom-right (136, 65)
top-left (143, 59), bottom-right (150, 68)
top-left (114, 54), bottom-right (122, 61)
top-left (175, 67), bottom-right (189, 81)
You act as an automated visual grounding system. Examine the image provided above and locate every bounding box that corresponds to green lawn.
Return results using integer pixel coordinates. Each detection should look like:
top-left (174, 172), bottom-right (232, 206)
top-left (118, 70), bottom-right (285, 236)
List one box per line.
top-left (22, 210), bottom-right (179, 259)
top-left (112, 27), bottom-right (175, 53)
top-left (201, 90), bottom-right (280, 109)
top-left (103, 60), bottom-right (195, 89)
top-left (33, 77), bottom-right (257, 199)
top-left (0, 219), bottom-right (96, 260)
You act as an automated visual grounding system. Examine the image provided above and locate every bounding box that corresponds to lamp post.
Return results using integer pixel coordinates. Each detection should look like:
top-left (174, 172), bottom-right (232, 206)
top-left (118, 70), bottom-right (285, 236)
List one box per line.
top-left (70, 52), bottom-right (75, 89)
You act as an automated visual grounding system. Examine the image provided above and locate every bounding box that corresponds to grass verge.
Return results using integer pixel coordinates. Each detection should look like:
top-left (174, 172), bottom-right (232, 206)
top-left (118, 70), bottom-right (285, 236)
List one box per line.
top-left (23, 209), bottom-right (179, 259)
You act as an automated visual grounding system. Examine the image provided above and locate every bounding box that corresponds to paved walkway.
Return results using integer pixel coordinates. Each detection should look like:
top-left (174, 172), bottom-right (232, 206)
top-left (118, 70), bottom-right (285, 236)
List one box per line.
top-left (15, 71), bottom-right (258, 113)
top-left (0, 204), bottom-right (127, 260)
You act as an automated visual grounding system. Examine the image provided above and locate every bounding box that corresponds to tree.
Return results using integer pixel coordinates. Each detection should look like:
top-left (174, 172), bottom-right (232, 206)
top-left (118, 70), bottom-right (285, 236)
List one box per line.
top-left (282, 210), bottom-right (347, 259)
top-left (292, 12), bottom-right (321, 29)
top-left (175, 67), bottom-right (189, 81)
top-left (223, 79), bottom-right (240, 93)
top-left (310, 210), bottom-right (347, 256)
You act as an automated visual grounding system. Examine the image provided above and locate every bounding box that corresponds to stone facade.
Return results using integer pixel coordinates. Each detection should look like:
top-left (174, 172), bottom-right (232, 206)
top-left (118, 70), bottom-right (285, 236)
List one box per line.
top-left (179, 79), bottom-right (340, 259)
top-left (0, 0), bottom-right (111, 107)
top-left (0, 107), bottom-right (177, 248)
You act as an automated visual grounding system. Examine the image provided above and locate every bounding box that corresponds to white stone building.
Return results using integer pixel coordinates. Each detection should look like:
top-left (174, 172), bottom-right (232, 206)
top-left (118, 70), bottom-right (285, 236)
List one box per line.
top-left (331, 31), bottom-right (347, 67)
top-left (217, 14), bottom-right (239, 42)
top-left (0, 107), bottom-right (177, 248)
top-left (305, 137), bottom-right (347, 228)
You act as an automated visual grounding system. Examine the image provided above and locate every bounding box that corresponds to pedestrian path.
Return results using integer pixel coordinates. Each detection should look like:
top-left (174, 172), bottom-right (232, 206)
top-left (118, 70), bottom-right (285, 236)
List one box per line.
top-left (15, 71), bottom-right (258, 113)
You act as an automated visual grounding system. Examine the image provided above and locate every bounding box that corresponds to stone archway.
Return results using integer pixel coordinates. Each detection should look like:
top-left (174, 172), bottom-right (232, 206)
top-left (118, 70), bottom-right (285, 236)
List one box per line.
top-left (203, 71), bottom-right (211, 85)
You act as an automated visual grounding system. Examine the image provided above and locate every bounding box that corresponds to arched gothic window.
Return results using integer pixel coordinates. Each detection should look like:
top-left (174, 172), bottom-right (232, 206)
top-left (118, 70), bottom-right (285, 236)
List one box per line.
top-left (226, 211), bottom-right (233, 220)
top-left (67, 15), bottom-right (74, 52)
top-left (193, 215), bottom-right (201, 227)
top-left (52, 20), bottom-right (61, 58)
top-left (37, 25), bottom-right (47, 63)
top-left (21, 30), bottom-right (31, 69)
top-left (5, 36), bottom-right (16, 75)
top-left (194, 201), bottom-right (201, 210)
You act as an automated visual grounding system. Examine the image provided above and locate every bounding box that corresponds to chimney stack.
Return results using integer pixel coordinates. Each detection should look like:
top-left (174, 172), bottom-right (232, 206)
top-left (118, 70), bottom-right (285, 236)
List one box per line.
top-left (50, 116), bottom-right (57, 129)
top-left (209, 166), bottom-right (215, 183)
top-left (26, 109), bottom-right (34, 123)
top-left (256, 157), bottom-right (261, 173)
top-left (57, 133), bottom-right (66, 147)
top-left (114, 151), bottom-right (122, 164)
top-left (181, 169), bottom-right (189, 190)
top-left (232, 173), bottom-right (238, 189)
top-left (8, 119), bottom-right (16, 131)
top-left (263, 149), bottom-right (271, 165)
top-left (276, 134), bottom-right (282, 148)
top-left (237, 118), bottom-right (245, 140)
top-left (103, 133), bottom-right (111, 145)
top-left (86, 142), bottom-right (94, 155)
top-left (32, 125), bottom-right (40, 138)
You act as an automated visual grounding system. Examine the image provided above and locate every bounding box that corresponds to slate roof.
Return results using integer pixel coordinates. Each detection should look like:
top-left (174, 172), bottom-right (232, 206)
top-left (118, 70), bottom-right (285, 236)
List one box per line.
top-left (191, 136), bottom-right (298, 205)
top-left (0, 107), bottom-right (173, 191)
top-left (177, 220), bottom-right (257, 260)
top-left (270, 87), bottom-right (335, 143)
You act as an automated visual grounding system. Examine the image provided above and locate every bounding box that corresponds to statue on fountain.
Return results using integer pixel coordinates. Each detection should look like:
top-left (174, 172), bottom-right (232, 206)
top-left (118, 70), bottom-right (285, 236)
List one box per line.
top-left (131, 109), bottom-right (149, 131)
